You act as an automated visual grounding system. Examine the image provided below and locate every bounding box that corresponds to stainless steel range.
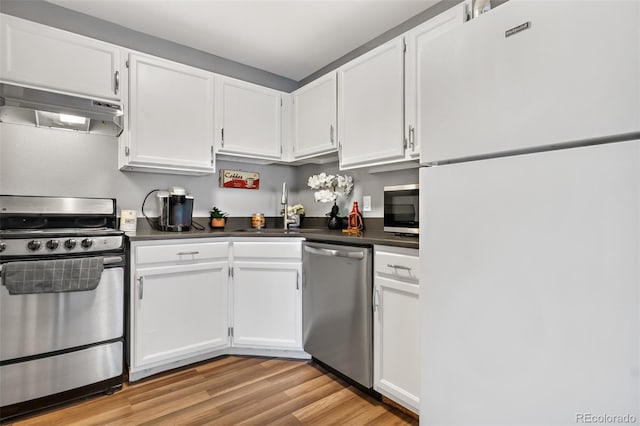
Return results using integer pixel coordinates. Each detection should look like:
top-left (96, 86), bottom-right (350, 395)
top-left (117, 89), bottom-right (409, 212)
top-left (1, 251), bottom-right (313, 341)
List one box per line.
top-left (0, 195), bottom-right (125, 421)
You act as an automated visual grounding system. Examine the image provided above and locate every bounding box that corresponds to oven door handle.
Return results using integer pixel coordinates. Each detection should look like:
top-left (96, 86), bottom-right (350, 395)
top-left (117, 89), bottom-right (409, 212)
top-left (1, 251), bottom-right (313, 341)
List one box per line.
top-left (103, 256), bottom-right (124, 265)
top-left (0, 256), bottom-right (124, 275)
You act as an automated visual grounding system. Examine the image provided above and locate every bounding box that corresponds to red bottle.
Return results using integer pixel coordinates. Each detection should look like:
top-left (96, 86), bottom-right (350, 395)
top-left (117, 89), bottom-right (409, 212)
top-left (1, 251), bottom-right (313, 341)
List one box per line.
top-left (348, 201), bottom-right (364, 230)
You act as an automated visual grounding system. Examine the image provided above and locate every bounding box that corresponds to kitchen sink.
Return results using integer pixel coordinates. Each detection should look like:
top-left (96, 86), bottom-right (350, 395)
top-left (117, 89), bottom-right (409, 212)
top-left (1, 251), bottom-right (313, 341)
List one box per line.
top-left (232, 228), bottom-right (326, 234)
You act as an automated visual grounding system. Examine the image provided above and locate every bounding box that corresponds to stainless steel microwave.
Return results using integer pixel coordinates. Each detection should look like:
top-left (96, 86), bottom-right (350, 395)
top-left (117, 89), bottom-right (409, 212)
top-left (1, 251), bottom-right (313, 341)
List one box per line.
top-left (384, 184), bottom-right (419, 234)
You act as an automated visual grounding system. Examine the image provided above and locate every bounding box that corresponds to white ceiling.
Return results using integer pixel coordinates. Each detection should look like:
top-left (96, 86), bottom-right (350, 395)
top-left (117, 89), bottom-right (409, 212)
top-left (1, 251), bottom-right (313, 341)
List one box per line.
top-left (45, 0), bottom-right (439, 81)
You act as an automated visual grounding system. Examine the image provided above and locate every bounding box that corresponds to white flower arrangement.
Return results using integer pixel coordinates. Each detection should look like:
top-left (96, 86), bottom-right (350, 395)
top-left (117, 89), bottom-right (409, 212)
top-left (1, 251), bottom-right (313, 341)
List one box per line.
top-left (307, 173), bottom-right (354, 203)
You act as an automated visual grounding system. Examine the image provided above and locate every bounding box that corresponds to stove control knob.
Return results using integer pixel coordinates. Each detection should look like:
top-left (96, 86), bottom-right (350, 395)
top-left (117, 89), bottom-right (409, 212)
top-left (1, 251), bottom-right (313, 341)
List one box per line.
top-left (46, 240), bottom-right (60, 250)
top-left (27, 240), bottom-right (42, 251)
top-left (0, 242), bottom-right (6, 253)
top-left (64, 239), bottom-right (77, 249)
top-left (81, 238), bottom-right (94, 249)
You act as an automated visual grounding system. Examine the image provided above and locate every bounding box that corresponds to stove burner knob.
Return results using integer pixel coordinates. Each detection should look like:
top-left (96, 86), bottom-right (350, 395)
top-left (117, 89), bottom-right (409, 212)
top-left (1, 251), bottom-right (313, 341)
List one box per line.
top-left (27, 240), bottom-right (42, 251)
top-left (64, 239), bottom-right (77, 249)
top-left (81, 238), bottom-right (94, 249)
top-left (0, 242), bottom-right (5, 253)
top-left (46, 240), bottom-right (60, 250)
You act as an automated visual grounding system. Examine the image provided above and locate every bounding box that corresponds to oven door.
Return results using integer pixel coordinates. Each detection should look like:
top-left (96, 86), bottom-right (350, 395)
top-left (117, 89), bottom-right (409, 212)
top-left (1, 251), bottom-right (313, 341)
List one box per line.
top-left (0, 255), bottom-right (124, 361)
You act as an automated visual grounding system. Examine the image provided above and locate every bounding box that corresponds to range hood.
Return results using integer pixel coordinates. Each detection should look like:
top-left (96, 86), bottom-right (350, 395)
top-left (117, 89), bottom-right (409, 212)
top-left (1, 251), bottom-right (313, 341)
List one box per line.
top-left (0, 83), bottom-right (123, 136)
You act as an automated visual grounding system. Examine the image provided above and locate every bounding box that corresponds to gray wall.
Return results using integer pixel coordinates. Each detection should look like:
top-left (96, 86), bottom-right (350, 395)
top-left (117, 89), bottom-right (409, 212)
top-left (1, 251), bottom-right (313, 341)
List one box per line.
top-left (0, 0), bottom-right (297, 92)
top-left (0, 124), bottom-right (297, 218)
top-left (0, 124), bottom-right (415, 219)
top-left (0, 0), bottom-right (433, 218)
top-left (294, 162), bottom-right (418, 218)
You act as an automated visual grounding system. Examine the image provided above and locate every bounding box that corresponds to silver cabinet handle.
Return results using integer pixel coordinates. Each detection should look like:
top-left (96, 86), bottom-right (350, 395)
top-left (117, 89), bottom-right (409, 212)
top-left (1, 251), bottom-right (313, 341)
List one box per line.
top-left (304, 245), bottom-right (365, 259)
top-left (138, 276), bottom-right (144, 300)
top-left (210, 145), bottom-right (214, 166)
top-left (221, 128), bottom-right (225, 147)
top-left (176, 251), bottom-right (199, 256)
top-left (330, 124), bottom-right (335, 145)
top-left (408, 126), bottom-right (415, 150)
top-left (296, 271), bottom-right (300, 290)
top-left (114, 71), bottom-right (120, 95)
top-left (387, 263), bottom-right (412, 271)
top-left (373, 287), bottom-right (380, 311)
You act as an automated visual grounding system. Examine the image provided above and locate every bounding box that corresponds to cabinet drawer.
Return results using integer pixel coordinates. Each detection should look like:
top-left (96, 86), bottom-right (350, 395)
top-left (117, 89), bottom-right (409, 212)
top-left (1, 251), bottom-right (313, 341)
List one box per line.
top-left (135, 242), bottom-right (228, 265)
top-left (233, 241), bottom-right (301, 260)
top-left (374, 248), bottom-right (419, 282)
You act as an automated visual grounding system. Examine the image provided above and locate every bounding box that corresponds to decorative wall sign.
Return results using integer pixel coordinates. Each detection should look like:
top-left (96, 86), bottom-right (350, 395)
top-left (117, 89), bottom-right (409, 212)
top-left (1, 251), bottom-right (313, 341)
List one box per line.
top-left (219, 169), bottom-right (260, 190)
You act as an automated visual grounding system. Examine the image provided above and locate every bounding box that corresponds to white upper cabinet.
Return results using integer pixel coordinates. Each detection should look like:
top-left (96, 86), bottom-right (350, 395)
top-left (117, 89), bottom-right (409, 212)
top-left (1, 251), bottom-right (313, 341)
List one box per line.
top-left (337, 37), bottom-right (405, 169)
top-left (121, 52), bottom-right (215, 175)
top-left (0, 13), bottom-right (121, 101)
top-left (405, 1), bottom-right (470, 159)
top-left (292, 72), bottom-right (337, 160)
top-left (419, 0), bottom-right (640, 165)
top-left (216, 76), bottom-right (283, 161)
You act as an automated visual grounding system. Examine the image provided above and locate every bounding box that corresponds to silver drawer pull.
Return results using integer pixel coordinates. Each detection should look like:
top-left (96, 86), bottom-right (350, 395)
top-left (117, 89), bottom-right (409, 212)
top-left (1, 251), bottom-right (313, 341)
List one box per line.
top-left (387, 264), bottom-right (412, 271)
top-left (138, 276), bottom-right (144, 300)
top-left (176, 251), bottom-right (199, 256)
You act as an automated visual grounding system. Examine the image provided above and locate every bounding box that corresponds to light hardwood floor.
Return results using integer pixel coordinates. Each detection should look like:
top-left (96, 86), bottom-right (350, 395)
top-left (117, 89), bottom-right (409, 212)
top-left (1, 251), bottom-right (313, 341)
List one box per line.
top-left (8, 356), bottom-right (418, 425)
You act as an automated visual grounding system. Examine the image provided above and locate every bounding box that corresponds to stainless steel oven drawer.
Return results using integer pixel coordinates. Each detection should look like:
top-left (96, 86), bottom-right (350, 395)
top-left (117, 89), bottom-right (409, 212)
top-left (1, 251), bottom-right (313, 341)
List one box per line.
top-left (0, 267), bottom-right (124, 361)
top-left (0, 341), bottom-right (122, 407)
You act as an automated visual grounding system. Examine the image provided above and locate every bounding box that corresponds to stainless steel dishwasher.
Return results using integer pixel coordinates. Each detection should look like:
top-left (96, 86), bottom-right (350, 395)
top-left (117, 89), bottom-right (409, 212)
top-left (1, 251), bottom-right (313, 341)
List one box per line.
top-left (302, 241), bottom-right (373, 388)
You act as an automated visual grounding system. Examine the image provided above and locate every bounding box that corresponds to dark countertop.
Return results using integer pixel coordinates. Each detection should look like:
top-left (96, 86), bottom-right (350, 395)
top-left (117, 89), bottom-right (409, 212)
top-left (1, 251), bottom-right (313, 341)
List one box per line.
top-left (127, 217), bottom-right (419, 249)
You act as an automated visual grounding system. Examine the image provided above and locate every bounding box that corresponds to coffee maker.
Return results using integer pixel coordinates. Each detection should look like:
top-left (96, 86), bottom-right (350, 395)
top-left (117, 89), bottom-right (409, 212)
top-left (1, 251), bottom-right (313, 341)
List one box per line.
top-left (156, 187), bottom-right (194, 231)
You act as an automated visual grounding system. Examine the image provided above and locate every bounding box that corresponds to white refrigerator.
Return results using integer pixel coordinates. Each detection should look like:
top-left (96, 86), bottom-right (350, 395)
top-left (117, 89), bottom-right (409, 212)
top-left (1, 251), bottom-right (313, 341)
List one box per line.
top-left (418, 1), bottom-right (639, 425)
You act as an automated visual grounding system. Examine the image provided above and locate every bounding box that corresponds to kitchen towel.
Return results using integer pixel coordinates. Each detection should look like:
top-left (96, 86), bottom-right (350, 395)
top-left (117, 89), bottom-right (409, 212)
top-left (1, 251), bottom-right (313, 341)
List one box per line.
top-left (1, 258), bottom-right (104, 294)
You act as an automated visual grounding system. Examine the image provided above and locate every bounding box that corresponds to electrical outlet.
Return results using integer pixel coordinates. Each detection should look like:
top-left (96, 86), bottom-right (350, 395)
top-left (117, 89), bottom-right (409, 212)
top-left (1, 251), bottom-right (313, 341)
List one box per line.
top-left (362, 195), bottom-right (372, 212)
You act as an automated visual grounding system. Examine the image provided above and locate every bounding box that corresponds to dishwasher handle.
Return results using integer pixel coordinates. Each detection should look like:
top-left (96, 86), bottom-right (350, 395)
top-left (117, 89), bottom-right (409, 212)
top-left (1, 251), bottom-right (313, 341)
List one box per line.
top-left (304, 245), bottom-right (365, 260)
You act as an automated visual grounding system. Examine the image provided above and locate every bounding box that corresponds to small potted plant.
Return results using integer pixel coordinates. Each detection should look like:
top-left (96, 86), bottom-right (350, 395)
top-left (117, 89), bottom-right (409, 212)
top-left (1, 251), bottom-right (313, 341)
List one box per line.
top-left (209, 207), bottom-right (228, 228)
top-left (287, 204), bottom-right (305, 228)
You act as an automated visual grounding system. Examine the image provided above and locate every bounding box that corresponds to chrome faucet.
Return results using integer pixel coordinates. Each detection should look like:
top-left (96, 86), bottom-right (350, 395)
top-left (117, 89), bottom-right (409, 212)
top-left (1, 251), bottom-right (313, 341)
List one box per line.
top-left (281, 182), bottom-right (296, 230)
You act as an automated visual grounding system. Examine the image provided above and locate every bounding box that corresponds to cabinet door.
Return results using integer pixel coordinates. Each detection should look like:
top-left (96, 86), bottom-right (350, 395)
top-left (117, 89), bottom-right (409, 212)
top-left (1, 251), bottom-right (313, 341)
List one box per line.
top-left (292, 72), bottom-right (337, 159)
top-left (374, 276), bottom-right (420, 413)
top-left (216, 77), bottom-right (282, 160)
top-left (132, 261), bottom-right (228, 367)
top-left (125, 53), bottom-right (215, 174)
top-left (0, 14), bottom-right (120, 100)
top-left (337, 37), bottom-right (405, 169)
top-left (232, 262), bottom-right (302, 350)
top-left (405, 2), bottom-right (469, 159)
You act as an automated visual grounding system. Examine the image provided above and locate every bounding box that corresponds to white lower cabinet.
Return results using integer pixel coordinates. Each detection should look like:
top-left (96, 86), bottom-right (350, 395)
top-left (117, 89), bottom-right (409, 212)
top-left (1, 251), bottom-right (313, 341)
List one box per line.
top-left (232, 262), bottom-right (302, 349)
top-left (230, 240), bottom-right (303, 351)
top-left (129, 239), bottom-right (230, 381)
top-left (373, 245), bottom-right (420, 413)
top-left (129, 238), bottom-right (306, 381)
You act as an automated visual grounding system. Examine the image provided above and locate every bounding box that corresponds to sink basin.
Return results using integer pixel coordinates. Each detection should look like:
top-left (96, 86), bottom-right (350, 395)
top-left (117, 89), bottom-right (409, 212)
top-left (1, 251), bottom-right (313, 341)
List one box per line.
top-left (232, 228), bottom-right (326, 234)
